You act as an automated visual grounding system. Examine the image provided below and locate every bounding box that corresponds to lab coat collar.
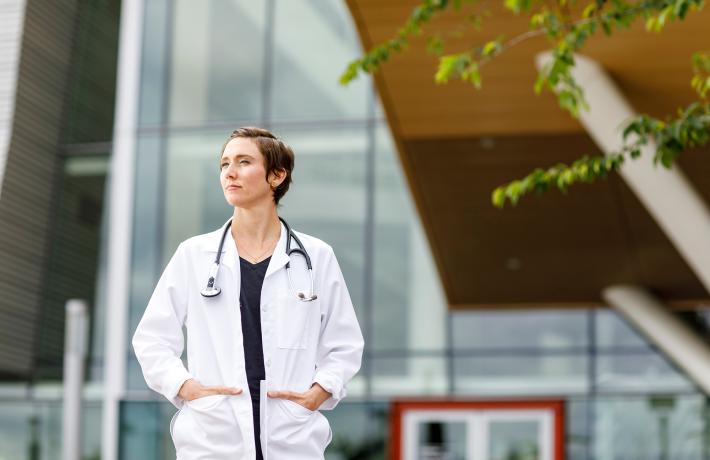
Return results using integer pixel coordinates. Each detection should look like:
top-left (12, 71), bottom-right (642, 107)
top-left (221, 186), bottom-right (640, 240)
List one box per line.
top-left (202, 216), bottom-right (290, 277)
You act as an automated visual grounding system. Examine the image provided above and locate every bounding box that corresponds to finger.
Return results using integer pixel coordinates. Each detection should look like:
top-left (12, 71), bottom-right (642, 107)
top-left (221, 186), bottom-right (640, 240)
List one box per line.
top-left (207, 386), bottom-right (242, 396)
top-left (267, 390), bottom-right (299, 400)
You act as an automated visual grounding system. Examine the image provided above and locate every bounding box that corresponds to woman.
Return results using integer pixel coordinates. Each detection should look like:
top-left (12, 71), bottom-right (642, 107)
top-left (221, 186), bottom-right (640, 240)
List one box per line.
top-left (132, 127), bottom-right (364, 460)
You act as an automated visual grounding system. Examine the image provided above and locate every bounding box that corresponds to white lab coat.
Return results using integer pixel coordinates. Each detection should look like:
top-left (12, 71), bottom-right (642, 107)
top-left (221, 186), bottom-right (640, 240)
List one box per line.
top-left (132, 218), bottom-right (364, 459)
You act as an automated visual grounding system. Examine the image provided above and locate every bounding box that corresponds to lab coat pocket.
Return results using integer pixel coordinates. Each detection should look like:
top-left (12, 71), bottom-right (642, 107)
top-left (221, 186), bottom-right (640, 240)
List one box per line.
top-left (186, 394), bottom-right (227, 411)
top-left (280, 399), bottom-right (315, 419)
top-left (183, 395), bottom-right (245, 458)
top-left (276, 295), bottom-right (313, 349)
top-left (169, 408), bottom-right (182, 441)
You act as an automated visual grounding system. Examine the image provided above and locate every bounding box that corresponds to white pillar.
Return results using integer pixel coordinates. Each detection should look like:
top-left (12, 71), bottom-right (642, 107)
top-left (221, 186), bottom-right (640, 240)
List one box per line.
top-left (602, 285), bottom-right (710, 394)
top-left (0, 0), bottom-right (27, 198)
top-left (63, 300), bottom-right (88, 460)
top-left (101, 1), bottom-right (143, 459)
top-left (536, 52), bottom-right (710, 294)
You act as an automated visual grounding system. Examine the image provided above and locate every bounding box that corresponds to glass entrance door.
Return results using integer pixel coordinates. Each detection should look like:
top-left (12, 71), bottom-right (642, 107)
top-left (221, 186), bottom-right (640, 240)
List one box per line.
top-left (393, 400), bottom-right (563, 460)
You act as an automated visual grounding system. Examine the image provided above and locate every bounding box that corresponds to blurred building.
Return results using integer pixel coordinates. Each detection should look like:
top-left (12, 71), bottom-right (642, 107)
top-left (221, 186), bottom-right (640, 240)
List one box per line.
top-left (1, 0), bottom-right (710, 459)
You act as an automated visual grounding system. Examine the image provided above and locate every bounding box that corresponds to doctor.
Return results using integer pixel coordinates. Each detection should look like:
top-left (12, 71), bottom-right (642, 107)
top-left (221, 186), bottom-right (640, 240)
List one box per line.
top-left (132, 127), bottom-right (364, 459)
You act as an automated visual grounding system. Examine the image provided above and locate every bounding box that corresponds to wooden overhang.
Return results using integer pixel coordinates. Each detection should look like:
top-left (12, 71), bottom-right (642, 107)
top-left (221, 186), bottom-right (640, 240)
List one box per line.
top-left (346, 0), bottom-right (710, 309)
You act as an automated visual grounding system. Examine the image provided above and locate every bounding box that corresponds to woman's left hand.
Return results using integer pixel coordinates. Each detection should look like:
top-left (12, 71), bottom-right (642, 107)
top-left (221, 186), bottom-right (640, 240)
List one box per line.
top-left (267, 383), bottom-right (332, 411)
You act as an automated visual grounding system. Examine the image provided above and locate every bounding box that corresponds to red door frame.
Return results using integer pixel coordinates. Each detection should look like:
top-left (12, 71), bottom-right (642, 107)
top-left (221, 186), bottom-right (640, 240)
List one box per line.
top-left (390, 398), bottom-right (565, 460)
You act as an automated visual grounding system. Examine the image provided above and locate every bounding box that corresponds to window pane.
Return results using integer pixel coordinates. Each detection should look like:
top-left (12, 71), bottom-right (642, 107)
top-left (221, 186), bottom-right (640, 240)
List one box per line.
top-left (271, 0), bottom-right (368, 121)
top-left (417, 421), bottom-right (467, 460)
top-left (595, 309), bottom-right (651, 349)
top-left (372, 125), bottom-right (447, 352)
top-left (566, 398), bottom-right (590, 460)
top-left (371, 356), bottom-right (448, 396)
top-left (120, 401), bottom-right (176, 460)
top-left (169, 0), bottom-right (266, 125)
top-left (63, 1), bottom-right (120, 142)
top-left (0, 401), bottom-right (102, 460)
top-left (36, 155), bottom-right (108, 380)
top-left (454, 354), bottom-right (588, 395)
top-left (138, 0), bottom-right (169, 126)
top-left (452, 310), bottom-right (589, 350)
top-left (325, 402), bottom-right (387, 459)
top-left (489, 420), bottom-right (540, 460)
top-left (592, 395), bottom-right (705, 460)
top-left (162, 129), bottom-right (234, 258)
top-left (595, 351), bottom-right (693, 392)
top-left (128, 135), bottom-right (171, 391)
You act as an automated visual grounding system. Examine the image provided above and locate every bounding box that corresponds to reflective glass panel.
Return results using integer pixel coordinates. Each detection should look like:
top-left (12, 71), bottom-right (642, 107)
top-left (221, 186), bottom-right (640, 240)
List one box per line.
top-left (372, 125), bottom-right (447, 351)
top-left (595, 309), bottom-right (650, 349)
top-left (270, 0), bottom-right (368, 121)
top-left (595, 351), bottom-right (694, 392)
top-left (324, 402), bottom-right (388, 459)
top-left (592, 395), bottom-right (705, 460)
top-left (489, 420), bottom-right (540, 460)
top-left (417, 421), bottom-right (467, 460)
top-left (0, 401), bottom-right (102, 460)
top-left (120, 401), bottom-right (176, 460)
top-left (169, 0), bottom-right (266, 125)
top-left (454, 354), bottom-right (588, 395)
top-left (138, 0), bottom-right (169, 126)
top-left (452, 310), bottom-right (589, 350)
top-left (371, 356), bottom-right (448, 396)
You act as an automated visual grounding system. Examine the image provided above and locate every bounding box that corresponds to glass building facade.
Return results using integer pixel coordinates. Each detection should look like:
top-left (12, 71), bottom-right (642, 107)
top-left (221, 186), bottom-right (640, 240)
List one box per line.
top-left (118, 1), bottom-right (710, 459)
top-left (1, 1), bottom-right (710, 459)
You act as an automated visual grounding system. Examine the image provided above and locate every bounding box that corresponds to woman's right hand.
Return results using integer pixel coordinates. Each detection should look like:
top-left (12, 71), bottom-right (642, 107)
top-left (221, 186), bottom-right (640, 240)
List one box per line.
top-left (178, 378), bottom-right (243, 401)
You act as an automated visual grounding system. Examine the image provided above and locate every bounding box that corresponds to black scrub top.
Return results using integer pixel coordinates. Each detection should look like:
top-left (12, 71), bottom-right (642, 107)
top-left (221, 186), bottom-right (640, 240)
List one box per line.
top-left (239, 255), bottom-right (270, 460)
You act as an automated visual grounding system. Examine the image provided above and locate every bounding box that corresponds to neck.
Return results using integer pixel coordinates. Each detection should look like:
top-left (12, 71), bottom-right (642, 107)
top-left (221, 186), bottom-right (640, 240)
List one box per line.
top-left (231, 204), bottom-right (281, 245)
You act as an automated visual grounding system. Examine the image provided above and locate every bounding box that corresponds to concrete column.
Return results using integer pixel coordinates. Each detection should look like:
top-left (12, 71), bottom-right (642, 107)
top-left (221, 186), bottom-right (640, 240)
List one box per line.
top-left (602, 285), bottom-right (710, 394)
top-left (63, 300), bottom-right (88, 460)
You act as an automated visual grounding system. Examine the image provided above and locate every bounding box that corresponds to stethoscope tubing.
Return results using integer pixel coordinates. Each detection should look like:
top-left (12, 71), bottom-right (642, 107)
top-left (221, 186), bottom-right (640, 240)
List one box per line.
top-left (201, 217), bottom-right (317, 301)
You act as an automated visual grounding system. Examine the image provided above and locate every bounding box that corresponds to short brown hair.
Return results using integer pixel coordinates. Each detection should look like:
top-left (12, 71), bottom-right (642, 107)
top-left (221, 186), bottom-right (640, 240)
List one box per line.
top-left (220, 127), bottom-right (294, 205)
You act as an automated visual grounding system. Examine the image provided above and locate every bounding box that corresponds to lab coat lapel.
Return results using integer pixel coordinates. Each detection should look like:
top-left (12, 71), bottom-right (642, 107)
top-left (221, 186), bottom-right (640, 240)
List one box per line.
top-left (264, 221), bottom-right (289, 279)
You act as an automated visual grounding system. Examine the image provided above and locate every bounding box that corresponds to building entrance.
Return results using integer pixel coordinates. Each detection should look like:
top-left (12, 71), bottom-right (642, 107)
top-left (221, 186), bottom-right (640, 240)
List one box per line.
top-left (391, 400), bottom-right (564, 460)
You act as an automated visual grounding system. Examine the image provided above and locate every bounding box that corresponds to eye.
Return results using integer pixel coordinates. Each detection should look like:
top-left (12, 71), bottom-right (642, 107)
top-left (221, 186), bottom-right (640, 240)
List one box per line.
top-left (239, 160), bottom-right (250, 165)
top-left (220, 162), bottom-right (229, 169)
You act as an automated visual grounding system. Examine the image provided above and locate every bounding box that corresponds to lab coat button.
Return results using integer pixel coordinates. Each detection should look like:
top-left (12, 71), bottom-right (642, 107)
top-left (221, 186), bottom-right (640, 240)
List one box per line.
top-left (266, 358), bottom-right (272, 367)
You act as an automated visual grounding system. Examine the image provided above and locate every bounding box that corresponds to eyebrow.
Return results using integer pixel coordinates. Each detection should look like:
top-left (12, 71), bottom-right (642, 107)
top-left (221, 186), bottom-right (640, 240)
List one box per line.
top-left (220, 154), bottom-right (254, 162)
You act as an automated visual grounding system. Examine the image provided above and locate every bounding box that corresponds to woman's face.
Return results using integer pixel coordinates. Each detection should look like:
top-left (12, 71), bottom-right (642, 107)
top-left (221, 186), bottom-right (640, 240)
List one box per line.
top-left (220, 137), bottom-right (278, 208)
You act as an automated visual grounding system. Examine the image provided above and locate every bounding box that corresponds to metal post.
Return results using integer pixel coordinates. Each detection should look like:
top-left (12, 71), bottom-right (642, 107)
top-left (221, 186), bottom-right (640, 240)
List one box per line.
top-left (63, 299), bottom-right (88, 460)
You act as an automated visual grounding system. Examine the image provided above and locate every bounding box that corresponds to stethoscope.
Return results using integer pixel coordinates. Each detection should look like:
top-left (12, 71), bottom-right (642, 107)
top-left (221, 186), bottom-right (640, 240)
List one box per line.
top-left (200, 217), bottom-right (318, 302)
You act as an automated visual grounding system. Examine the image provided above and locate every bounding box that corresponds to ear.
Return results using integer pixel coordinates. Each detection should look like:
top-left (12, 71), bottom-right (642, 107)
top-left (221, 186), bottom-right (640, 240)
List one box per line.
top-left (269, 168), bottom-right (287, 187)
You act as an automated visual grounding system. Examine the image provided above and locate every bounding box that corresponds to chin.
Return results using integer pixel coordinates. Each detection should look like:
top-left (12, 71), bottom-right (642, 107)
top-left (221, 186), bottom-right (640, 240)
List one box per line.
top-left (223, 194), bottom-right (243, 208)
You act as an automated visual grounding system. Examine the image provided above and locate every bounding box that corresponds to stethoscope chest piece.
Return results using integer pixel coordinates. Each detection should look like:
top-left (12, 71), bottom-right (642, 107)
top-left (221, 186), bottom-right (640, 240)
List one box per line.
top-left (200, 261), bottom-right (224, 298)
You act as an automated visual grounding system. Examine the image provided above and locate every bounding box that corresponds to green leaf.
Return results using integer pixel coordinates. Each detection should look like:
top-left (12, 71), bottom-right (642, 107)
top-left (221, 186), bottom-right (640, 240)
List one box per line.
top-left (435, 54), bottom-right (461, 83)
top-left (462, 63), bottom-right (482, 88)
top-left (427, 36), bottom-right (445, 56)
top-left (492, 187), bottom-right (506, 207)
top-left (582, 3), bottom-right (596, 18)
top-left (505, 0), bottom-right (521, 13)
top-left (482, 40), bottom-right (500, 57)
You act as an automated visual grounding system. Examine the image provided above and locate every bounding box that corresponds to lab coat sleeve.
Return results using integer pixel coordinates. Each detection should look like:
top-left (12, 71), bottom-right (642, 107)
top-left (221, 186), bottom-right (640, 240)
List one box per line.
top-left (312, 246), bottom-right (364, 410)
top-left (132, 242), bottom-right (193, 409)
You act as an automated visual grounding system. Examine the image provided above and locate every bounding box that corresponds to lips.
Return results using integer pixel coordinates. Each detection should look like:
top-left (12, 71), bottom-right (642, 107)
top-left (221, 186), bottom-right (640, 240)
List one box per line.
top-left (226, 185), bottom-right (241, 190)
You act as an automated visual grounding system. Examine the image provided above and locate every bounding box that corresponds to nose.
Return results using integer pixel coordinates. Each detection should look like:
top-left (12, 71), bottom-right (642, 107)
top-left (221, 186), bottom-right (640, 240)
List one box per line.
top-left (223, 163), bottom-right (237, 179)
